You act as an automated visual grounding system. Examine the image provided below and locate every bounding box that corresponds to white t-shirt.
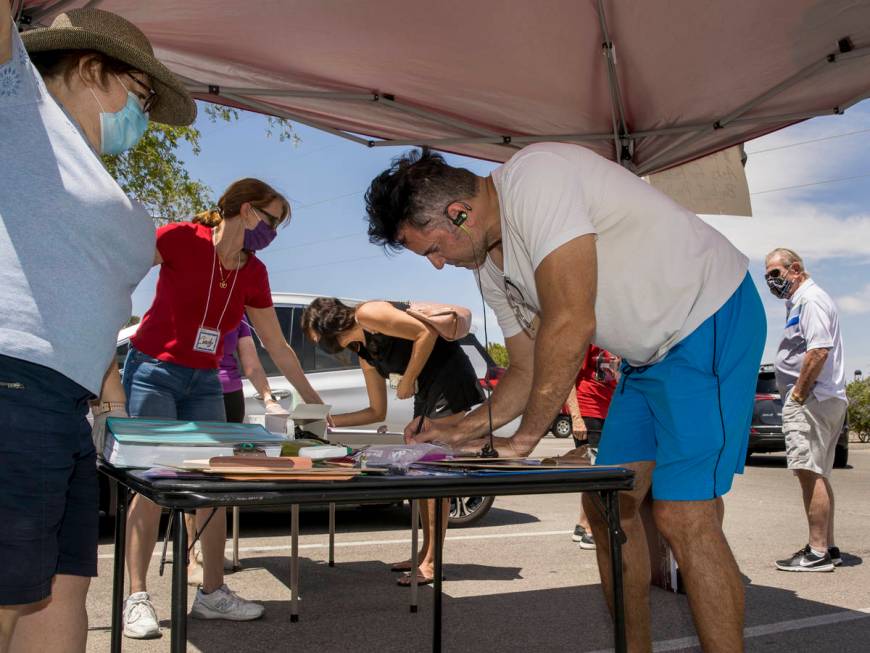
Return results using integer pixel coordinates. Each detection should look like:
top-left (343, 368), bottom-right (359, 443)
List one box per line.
top-left (479, 143), bottom-right (749, 367)
top-left (774, 279), bottom-right (847, 403)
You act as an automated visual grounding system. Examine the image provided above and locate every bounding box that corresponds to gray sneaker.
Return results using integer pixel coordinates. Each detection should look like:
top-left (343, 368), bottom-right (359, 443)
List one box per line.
top-left (123, 591), bottom-right (160, 639)
top-left (191, 584), bottom-right (264, 621)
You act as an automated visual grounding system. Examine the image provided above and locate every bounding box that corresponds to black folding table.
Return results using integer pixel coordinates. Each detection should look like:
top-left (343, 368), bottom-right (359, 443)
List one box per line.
top-left (100, 463), bottom-right (634, 653)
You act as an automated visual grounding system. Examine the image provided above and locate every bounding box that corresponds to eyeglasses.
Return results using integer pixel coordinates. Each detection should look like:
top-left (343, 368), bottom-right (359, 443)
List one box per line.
top-left (253, 206), bottom-right (283, 229)
top-left (124, 72), bottom-right (158, 113)
top-left (765, 268), bottom-right (786, 280)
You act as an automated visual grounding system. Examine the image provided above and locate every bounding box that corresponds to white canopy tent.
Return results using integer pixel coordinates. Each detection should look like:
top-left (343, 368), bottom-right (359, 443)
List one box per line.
top-left (16, 0), bottom-right (870, 175)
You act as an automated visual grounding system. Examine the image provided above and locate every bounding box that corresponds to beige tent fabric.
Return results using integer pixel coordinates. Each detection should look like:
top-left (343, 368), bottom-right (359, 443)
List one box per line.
top-left (21, 0), bottom-right (870, 173)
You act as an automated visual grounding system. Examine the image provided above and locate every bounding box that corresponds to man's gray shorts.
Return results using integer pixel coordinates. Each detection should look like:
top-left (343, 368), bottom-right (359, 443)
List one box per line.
top-left (782, 392), bottom-right (847, 477)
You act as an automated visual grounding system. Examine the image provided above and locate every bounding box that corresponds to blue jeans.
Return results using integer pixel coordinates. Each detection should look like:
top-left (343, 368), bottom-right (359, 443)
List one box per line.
top-left (122, 348), bottom-right (226, 422)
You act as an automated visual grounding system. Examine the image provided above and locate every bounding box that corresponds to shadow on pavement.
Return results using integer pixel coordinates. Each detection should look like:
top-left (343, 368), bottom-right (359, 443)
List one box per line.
top-left (171, 557), bottom-right (870, 653)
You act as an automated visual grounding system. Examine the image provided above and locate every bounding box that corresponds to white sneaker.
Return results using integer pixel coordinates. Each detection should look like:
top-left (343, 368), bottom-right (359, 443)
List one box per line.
top-left (190, 584), bottom-right (264, 621)
top-left (123, 591), bottom-right (160, 639)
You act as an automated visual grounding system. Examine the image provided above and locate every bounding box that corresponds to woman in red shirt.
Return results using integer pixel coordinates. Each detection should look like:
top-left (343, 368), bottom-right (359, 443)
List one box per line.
top-left (120, 179), bottom-right (324, 638)
top-left (566, 345), bottom-right (618, 549)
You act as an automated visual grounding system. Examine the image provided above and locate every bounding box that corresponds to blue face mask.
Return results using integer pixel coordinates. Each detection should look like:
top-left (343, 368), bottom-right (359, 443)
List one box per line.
top-left (89, 76), bottom-right (149, 155)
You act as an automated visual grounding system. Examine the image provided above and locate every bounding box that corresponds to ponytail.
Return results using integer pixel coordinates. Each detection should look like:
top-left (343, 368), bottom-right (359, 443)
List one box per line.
top-left (192, 208), bottom-right (223, 227)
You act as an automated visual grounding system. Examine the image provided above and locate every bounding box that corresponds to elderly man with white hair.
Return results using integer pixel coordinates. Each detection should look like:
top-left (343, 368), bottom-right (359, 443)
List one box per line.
top-left (764, 248), bottom-right (847, 572)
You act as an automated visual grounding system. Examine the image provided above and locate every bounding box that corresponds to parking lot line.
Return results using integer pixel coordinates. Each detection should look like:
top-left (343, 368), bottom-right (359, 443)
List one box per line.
top-left (585, 606), bottom-right (870, 653)
top-left (97, 528), bottom-right (574, 559)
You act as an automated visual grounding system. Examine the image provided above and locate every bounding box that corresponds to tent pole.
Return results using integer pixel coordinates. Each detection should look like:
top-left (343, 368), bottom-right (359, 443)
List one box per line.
top-left (639, 42), bottom-right (870, 174)
top-left (596, 0), bottom-right (633, 168)
top-left (375, 96), bottom-right (520, 150)
top-left (185, 87), bottom-right (376, 101)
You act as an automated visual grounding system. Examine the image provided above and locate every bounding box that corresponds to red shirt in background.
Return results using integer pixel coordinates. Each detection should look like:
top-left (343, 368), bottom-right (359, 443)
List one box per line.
top-left (576, 345), bottom-right (618, 419)
top-left (132, 222), bottom-right (273, 369)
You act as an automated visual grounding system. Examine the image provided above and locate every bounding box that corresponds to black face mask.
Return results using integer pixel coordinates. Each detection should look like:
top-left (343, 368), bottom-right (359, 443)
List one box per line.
top-left (765, 270), bottom-right (794, 299)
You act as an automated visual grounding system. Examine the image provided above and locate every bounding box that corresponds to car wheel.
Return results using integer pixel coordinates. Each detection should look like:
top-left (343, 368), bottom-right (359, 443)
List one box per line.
top-left (833, 445), bottom-right (849, 469)
top-left (551, 415), bottom-right (573, 439)
top-left (448, 495), bottom-right (495, 527)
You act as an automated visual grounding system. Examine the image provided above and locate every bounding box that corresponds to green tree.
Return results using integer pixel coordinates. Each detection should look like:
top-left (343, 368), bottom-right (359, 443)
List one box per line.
top-left (487, 342), bottom-right (509, 368)
top-left (846, 379), bottom-right (870, 441)
top-left (101, 105), bottom-right (296, 224)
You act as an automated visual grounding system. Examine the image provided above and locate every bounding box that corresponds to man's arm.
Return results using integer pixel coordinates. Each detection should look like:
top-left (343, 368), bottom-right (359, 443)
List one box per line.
top-left (791, 348), bottom-right (830, 403)
top-left (406, 326), bottom-right (535, 444)
top-left (2, 2), bottom-right (13, 65)
top-left (510, 234), bottom-right (596, 455)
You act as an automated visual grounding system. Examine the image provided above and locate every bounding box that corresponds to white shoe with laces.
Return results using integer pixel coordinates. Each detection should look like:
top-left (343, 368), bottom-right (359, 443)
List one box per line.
top-left (191, 584), bottom-right (264, 621)
top-left (123, 591), bottom-right (160, 639)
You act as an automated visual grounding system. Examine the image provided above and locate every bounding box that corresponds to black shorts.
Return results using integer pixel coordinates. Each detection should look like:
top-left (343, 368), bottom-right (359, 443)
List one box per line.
top-left (0, 355), bottom-right (97, 605)
top-left (573, 416), bottom-right (606, 449)
top-left (223, 389), bottom-right (246, 424)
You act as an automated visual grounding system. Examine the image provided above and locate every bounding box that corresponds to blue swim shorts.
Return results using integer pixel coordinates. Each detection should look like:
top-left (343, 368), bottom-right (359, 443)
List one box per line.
top-left (596, 272), bottom-right (766, 500)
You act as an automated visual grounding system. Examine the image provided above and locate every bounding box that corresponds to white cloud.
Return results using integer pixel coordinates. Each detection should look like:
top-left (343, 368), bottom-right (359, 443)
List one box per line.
top-left (836, 283), bottom-right (870, 315)
top-left (701, 206), bottom-right (870, 262)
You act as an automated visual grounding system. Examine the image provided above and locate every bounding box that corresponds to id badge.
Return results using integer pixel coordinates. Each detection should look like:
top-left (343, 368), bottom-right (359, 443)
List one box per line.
top-left (193, 327), bottom-right (221, 354)
top-left (388, 373), bottom-right (402, 389)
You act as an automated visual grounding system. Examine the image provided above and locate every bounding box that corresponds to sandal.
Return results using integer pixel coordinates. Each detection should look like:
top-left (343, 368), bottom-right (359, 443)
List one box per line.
top-left (397, 572), bottom-right (436, 587)
top-left (390, 561), bottom-right (414, 572)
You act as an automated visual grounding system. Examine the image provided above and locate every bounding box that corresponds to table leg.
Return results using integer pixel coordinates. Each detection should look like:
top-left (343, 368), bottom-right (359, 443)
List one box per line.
top-left (110, 488), bottom-right (128, 653)
top-left (291, 504), bottom-right (300, 622)
top-left (328, 502), bottom-right (335, 567)
top-left (170, 509), bottom-right (189, 653)
top-left (604, 490), bottom-right (627, 653)
top-left (232, 506), bottom-right (241, 571)
top-left (410, 499), bottom-right (419, 613)
top-left (432, 498), bottom-right (443, 653)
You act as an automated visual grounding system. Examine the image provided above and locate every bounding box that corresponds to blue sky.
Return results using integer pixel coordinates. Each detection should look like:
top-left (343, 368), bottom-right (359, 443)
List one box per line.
top-left (132, 100), bottom-right (870, 376)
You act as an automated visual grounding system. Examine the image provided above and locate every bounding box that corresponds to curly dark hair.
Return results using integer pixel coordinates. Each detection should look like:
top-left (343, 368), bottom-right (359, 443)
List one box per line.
top-left (365, 148), bottom-right (478, 253)
top-left (300, 297), bottom-right (357, 354)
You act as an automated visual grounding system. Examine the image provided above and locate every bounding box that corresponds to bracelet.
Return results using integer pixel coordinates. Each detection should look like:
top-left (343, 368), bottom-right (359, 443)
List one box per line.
top-left (94, 401), bottom-right (125, 416)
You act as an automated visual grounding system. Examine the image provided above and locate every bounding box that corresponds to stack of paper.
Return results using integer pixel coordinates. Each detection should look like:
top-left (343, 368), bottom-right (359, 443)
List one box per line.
top-left (104, 418), bottom-right (288, 468)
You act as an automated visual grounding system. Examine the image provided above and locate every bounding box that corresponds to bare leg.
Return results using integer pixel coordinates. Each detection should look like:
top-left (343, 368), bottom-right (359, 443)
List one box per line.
top-left (715, 496), bottom-right (725, 527)
top-left (199, 508), bottom-right (227, 593)
top-left (9, 575), bottom-right (90, 653)
top-left (796, 470), bottom-right (831, 551)
top-left (185, 515), bottom-right (200, 576)
top-left (654, 500), bottom-right (744, 653)
top-left (577, 493), bottom-right (591, 531)
top-left (126, 494), bottom-right (162, 594)
top-left (584, 461), bottom-right (654, 653)
top-left (824, 477), bottom-right (835, 548)
top-left (0, 605), bottom-right (27, 653)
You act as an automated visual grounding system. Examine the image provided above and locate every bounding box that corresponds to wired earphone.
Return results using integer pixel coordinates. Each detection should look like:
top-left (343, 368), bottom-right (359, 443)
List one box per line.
top-left (447, 203), bottom-right (498, 458)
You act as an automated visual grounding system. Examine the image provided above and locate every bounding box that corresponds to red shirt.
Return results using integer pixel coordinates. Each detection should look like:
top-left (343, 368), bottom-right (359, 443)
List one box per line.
top-left (132, 222), bottom-right (273, 368)
top-left (575, 345), bottom-right (618, 419)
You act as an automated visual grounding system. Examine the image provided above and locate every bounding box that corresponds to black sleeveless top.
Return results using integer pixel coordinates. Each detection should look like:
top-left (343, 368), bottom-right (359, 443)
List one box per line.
top-left (355, 302), bottom-right (484, 418)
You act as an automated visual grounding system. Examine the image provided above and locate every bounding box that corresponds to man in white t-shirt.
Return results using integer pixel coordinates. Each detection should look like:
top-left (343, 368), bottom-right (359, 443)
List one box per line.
top-left (365, 144), bottom-right (766, 652)
top-left (765, 248), bottom-right (847, 573)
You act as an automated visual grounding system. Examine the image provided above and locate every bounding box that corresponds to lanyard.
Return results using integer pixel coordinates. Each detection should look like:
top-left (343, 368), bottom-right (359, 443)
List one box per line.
top-left (200, 249), bottom-right (241, 330)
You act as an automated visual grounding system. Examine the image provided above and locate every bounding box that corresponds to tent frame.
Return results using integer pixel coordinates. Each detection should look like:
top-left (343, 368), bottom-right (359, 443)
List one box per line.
top-left (19, 0), bottom-right (870, 173)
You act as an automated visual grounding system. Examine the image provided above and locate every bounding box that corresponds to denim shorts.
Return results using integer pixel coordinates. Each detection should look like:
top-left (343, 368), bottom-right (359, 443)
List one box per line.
top-left (0, 354), bottom-right (97, 605)
top-left (597, 272), bottom-right (766, 500)
top-left (122, 348), bottom-right (226, 422)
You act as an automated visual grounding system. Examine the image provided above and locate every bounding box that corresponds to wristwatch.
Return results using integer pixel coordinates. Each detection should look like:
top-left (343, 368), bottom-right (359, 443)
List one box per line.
top-left (264, 393), bottom-right (279, 403)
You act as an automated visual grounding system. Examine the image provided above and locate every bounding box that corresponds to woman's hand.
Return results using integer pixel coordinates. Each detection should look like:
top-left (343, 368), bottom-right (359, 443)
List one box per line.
top-left (572, 415), bottom-right (587, 440)
top-left (396, 376), bottom-right (415, 400)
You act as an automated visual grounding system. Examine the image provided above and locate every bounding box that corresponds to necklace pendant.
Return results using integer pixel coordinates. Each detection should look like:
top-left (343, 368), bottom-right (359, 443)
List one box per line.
top-left (219, 281), bottom-right (228, 289)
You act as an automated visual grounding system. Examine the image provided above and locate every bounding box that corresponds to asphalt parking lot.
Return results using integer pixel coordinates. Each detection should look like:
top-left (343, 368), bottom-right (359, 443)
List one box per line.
top-left (87, 440), bottom-right (870, 652)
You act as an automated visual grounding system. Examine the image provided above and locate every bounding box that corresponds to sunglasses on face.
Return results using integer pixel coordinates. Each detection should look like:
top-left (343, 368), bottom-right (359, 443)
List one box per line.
top-left (764, 267), bottom-right (789, 280)
top-left (253, 206), bottom-right (283, 229)
top-left (124, 72), bottom-right (158, 113)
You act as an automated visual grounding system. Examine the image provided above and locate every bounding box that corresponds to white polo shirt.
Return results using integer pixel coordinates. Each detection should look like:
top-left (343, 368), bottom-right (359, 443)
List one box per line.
top-left (478, 143), bottom-right (749, 367)
top-left (774, 279), bottom-right (847, 402)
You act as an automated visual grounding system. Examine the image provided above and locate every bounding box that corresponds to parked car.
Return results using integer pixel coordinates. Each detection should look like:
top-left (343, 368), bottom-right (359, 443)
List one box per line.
top-left (747, 363), bottom-right (849, 467)
top-left (107, 292), bottom-right (517, 526)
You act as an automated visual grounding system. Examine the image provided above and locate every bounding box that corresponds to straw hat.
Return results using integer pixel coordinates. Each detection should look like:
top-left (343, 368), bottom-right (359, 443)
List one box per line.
top-left (22, 8), bottom-right (196, 126)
